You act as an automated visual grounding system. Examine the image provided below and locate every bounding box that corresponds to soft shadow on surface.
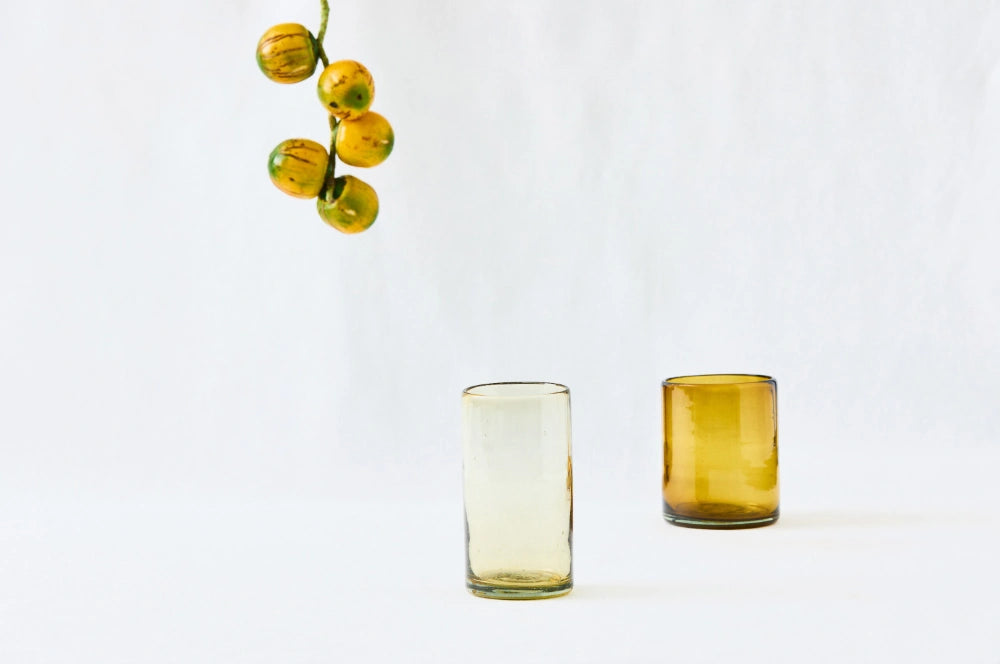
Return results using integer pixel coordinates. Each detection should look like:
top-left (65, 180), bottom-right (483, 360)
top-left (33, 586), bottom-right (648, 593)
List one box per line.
top-left (776, 510), bottom-right (946, 529)
top-left (569, 583), bottom-right (670, 601)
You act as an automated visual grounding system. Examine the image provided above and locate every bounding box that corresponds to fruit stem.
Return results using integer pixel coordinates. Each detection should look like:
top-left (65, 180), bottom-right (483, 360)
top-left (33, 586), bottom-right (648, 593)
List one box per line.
top-left (317, 0), bottom-right (329, 50)
top-left (323, 114), bottom-right (340, 202)
top-left (316, 0), bottom-right (330, 68)
top-left (316, 0), bottom-right (339, 201)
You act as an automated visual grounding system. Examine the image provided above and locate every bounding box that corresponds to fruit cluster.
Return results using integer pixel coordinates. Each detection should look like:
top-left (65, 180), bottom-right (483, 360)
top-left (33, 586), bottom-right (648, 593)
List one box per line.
top-left (256, 13), bottom-right (393, 234)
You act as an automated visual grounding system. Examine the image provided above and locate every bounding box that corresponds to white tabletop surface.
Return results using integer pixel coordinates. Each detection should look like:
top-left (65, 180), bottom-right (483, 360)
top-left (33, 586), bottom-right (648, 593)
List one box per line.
top-left (4, 448), bottom-right (997, 663)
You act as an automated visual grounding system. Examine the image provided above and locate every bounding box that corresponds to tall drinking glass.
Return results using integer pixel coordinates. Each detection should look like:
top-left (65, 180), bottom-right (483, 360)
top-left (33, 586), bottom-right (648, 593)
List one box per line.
top-left (462, 382), bottom-right (573, 599)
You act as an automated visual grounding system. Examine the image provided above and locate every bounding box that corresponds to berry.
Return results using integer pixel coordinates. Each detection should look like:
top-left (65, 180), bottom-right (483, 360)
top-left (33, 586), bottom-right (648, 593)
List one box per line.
top-left (268, 139), bottom-right (328, 198)
top-left (317, 175), bottom-right (379, 233)
top-left (256, 24), bottom-right (318, 84)
top-left (317, 60), bottom-right (374, 120)
top-left (335, 112), bottom-right (394, 167)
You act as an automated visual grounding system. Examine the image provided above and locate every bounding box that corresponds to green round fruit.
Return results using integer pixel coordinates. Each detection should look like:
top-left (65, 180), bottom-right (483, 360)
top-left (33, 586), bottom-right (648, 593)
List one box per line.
top-left (268, 139), bottom-right (328, 198)
top-left (316, 175), bottom-right (379, 233)
top-left (256, 23), bottom-right (318, 84)
top-left (317, 60), bottom-right (375, 120)
top-left (335, 111), bottom-right (394, 167)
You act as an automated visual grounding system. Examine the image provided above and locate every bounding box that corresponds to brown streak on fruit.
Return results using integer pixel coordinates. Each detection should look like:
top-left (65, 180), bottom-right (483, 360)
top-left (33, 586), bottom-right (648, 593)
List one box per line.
top-left (269, 46), bottom-right (310, 56)
top-left (261, 33), bottom-right (297, 47)
top-left (281, 153), bottom-right (317, 165)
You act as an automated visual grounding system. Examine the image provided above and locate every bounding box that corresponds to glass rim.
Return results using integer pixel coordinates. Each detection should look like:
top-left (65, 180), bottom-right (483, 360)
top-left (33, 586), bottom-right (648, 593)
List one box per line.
top-left (463, 381), bottom-right (569, 397)
top-left (662, 373), bottom-right (774, 386)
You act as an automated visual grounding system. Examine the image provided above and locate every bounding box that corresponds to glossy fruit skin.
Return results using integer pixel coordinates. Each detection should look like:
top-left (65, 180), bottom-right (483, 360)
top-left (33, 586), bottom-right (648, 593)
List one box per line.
top-left (316, 176), bottom-right (379, 233)
top-left (317, 60), bottom-right (375, 120)
top-left (256, 23), bottom-right (318, 84)
top-left (268, 139), bottom-right (329, 198)
top-left (334, 111), bottom-right (394, 167)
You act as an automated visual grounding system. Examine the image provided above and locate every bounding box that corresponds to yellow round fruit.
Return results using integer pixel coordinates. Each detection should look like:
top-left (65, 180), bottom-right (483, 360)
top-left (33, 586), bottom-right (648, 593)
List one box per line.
top-left (317, 60), bottom-right (374, 120)
top-left (316, 176), bottom-right (379, 233)
top-left (256, 23), bottom-right (318, 84)
top-left (268, 139), bottom-right (328, 199)
top-left (334, 112), bottom-right (394, 167)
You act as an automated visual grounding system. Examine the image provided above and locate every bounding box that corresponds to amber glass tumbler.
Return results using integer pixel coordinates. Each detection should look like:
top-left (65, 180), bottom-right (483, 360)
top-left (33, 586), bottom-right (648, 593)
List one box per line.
top-left (462, 382), bottom-right (573, 599)
top-left (662, 374), bottom-right (779, 529)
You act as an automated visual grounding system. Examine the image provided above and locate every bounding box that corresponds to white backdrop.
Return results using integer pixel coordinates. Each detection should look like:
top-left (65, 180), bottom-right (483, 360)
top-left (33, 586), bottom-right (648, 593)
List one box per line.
top-left (2, 1), bottom-right (999, 661)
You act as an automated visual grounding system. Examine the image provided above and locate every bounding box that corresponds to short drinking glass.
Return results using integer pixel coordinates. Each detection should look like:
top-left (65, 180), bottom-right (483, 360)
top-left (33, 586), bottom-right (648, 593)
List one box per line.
top-left (662, 374), bottom-right (779, 529)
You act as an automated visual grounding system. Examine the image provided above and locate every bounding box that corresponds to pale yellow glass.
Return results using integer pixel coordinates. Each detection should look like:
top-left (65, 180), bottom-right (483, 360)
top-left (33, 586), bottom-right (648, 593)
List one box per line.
top-left (462, 382), bottom-right (573, 599)
top-left (662, 374), bottom-right (779, 529)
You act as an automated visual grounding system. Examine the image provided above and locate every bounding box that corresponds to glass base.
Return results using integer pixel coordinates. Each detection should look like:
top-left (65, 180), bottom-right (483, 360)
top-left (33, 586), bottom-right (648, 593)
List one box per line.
top-left (663, 501), bottom-right (779, 530)
top-left (467, 571), bottom-right (573, 600)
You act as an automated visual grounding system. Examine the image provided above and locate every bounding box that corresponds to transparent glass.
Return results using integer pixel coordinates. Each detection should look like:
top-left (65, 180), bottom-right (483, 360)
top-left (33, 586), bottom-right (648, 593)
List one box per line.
top-left (462, 382), bottom-right (573, 599)
top-left (662, 374), bottom-right (779, 529)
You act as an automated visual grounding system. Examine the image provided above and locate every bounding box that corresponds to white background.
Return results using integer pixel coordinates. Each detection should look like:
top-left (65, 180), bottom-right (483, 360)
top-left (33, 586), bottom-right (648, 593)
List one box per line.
top-left (2, 1), bottom-right (999, 661)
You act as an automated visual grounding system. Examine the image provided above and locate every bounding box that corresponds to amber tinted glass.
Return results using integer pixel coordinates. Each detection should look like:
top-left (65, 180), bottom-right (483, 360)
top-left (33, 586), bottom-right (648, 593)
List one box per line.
top-left (662, 375), bottom-right (779, 529)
